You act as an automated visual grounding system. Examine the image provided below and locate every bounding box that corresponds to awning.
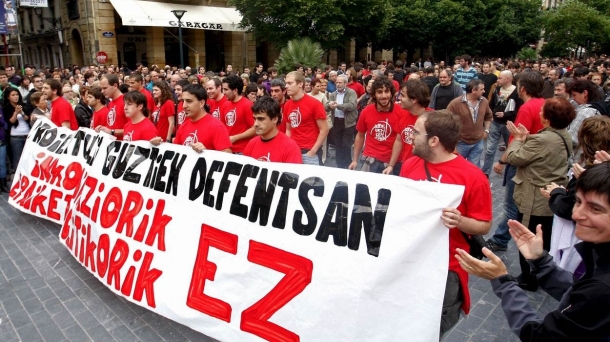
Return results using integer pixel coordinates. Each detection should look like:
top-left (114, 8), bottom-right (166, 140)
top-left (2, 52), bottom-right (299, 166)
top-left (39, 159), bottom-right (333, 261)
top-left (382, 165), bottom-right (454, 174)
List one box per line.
top-left (109, 0), bottom-right (245, 32)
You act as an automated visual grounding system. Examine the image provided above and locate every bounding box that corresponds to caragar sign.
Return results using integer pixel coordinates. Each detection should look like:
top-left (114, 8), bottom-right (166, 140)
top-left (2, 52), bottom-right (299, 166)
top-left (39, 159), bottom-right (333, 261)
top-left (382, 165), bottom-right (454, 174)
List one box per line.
top-left (9, 119), bottom-right (464, 341)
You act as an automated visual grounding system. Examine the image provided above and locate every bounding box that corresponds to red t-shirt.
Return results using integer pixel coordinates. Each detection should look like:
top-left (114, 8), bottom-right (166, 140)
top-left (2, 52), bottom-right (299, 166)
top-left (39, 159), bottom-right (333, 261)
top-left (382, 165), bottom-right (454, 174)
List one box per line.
top-left (355, 104), bottom-right (402, 163)
top-left (175, 101), bottom-right (186, 129)
top-left (243, 131), bottom-right (302, 164)
top-left (50, 97), bottom-right (78, 130)
top-left (395, 108), bottom-right (433, 162)
top-left (174, 114), bottom-right (232, 151)
top-left (107, 95), bottom-right (128, 138)
top-left (140, 88), bottom-right (155, 112)
top-left (220, 96), bottom-right (255, 153)
top-left (123, 118), bottom-right (159, 142)
top-left (151, 100), bottom-right (175, 141)
top-left (400, 155), bottom-right (492, 314)
top-left (510, 97), bottom-right (545, 143)
top-left (208, 95), bottom-right (227, 120)
top-left (348, 82), bottom-right (365, 98)
top-left (91, 107), bottom-right (109, 129)
top-left (392, 80), bottom-right (400, 93)
top-left (278, 100), bottom-right (287, 133)
top-left (284, 94), bottom-right (327, 149)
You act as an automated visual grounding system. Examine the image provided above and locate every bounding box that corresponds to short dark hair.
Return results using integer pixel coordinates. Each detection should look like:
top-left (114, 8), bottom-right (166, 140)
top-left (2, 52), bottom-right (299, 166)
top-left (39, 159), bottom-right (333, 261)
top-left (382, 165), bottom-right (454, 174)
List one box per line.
top-left (573, 67), bottom-right (590, 78)
top-left (267, 66), bottom-right (277, 74)
top-left (270, 78), bottom-right (286, 90)
top-left (222, 75), bottom-right (243, 95)
top-left (129, 73), bottom-right (143, 83)
top-left (569, 79), bottom-right (603, 102)
top-left (88, 86), bottom-right (106, 105)
top-left (516, 71), bottom-right (543, 98)
top-left (245, 82), bottom-right (258, 95)
top-left (542, 97), bottom-right (576, 129)
top-left (255, 62), bottom-right (263, 68)
top-left (208, 78), bottom-right (222, 87)
top-left (403, 79), bottom-right (430, 107)
top-left (465, 79), bottom-right (484, 93)
top-left (576, 162), bottom-right (610, 206)
top-left (176, 79), bottom-right (190, 89)
top-left (44, 79), bottom-right (63, 96)
top-left (461, 55), bottom-right (472, 65)
top-left (371, 76), bottom-right (395, 103)
top-left (252, 96), bottom-right (281, 124)
top-left (182, 84), bottom-right (210, 113)
top-left (102, 73), bottom-right (120, 87)
top-left (424, 110), bottom-right (462, 152)
top-left (124, 91), bottom-right (150, 117)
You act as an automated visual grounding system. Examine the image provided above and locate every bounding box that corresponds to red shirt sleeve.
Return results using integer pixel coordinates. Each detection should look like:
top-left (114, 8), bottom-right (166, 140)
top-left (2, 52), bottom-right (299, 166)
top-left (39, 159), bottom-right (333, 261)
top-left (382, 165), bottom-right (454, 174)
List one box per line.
top-left (212, 125), bottom-right (232, 151)
top-left (356, 108), bottom-right (367, 133)
top-left (313, 99), bottom-right (326, 121)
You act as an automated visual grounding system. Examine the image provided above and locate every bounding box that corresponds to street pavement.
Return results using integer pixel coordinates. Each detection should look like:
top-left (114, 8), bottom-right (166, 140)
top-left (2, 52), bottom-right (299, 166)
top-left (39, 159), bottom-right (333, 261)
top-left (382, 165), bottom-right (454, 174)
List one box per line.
top-left (0, 149), bottom-right (559, 342)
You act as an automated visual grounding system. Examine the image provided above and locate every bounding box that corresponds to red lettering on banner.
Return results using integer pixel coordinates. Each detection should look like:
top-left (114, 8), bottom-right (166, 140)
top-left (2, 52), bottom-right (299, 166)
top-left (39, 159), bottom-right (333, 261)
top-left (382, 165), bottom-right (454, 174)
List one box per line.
top-left (187, 224), bottom-right (238, 322)
top-left (116, 191), bottom-right (144, 238)
top-left (107, 238), bottom-right (129, 291)
top-left (100, 187), bottom-right (123, 228)
top-left (132, 251), bottom-right (162, 308)
top-left (48, 189), bottom-right (63, 220)
top-left (241, 241), bottom-right (313, 342)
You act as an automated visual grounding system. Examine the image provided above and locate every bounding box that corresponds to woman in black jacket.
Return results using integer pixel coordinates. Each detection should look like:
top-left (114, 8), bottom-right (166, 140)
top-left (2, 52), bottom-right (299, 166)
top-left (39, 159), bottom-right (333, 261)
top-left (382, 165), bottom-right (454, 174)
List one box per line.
top-left (1, 88), bottom-right (28, 186)
top-left (74, 86), bottom-right (93, 128)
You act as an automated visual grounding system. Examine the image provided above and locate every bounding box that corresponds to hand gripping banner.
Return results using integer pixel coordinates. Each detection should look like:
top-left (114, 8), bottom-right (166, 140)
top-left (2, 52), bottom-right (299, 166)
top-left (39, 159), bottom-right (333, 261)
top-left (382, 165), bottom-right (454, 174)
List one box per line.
top-left (9, 119), bottom-right (464, 342)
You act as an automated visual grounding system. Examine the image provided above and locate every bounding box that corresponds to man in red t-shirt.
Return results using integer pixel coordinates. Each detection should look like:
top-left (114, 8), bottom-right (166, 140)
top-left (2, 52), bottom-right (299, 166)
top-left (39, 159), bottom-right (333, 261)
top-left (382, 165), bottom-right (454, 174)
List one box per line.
top-left (128, 73), bottom-right (154, 112)
top-left (349, 76), bottom-right (402, 173)
top-left (43, 79), bottom-right (78, 130)
top-left (284, 71), bottom-right (329, 165)
top-left (152, 84), bottom-right (232, 153)
top-left (385, 79), bottom-right (433, 175)
top-left (97, 74), bottom-right (127, 139)
top-left (174, 79), bottom-right (190, 133)
top-left (244, 96), bottom-right (302, 164)
top-left (123, 91), bottom-right (159, 141)
top-left (400, 111), bottom-right (492, 337)
top-left (269, 79), bottom-right (288, 133)
top-left (220, 75), bottom-right (255, 154)
top-left (205, 78), bottom-right (226, 120)
top-left (87, 86), bottom-right (108, 129)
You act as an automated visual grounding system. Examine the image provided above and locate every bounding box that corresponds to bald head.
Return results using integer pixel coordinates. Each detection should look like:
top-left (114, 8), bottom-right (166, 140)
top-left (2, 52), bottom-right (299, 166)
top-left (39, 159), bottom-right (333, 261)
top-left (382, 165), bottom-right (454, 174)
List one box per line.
top-left (498, 70), bottom-right (513, 87)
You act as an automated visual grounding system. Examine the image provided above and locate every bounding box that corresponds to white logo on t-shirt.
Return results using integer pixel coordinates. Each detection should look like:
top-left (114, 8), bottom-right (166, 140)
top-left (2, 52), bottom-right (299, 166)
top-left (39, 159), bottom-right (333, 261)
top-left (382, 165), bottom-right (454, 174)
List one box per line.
top-left (257, 153), bottom-right (271, 162)
top-left (108, 107), bottom-right (116, 126)
top-left (225, 109), bottom-right (236, 126)
top-left (401, 125), bottom-right (414, 144)
top-left (177, 111), bottom-right (186, 125)
top-left (152, 109), bottom-right (160, 123)
top-left (184, 130), bottom-right (198, 146)
top-left (289, 108), bottom-right (301, 128)
top-left (212, 108), bottom-right (220, 119)
top-left (123, 131), bottom-right (133, 142)
top-left (371, 119), bottom-right (392, 141)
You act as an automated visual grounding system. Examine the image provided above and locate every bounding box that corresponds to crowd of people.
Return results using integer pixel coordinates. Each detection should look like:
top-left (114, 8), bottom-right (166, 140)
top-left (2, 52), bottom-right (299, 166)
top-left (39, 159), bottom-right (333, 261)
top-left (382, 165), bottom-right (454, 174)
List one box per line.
top-left (1, 54), bottom-right (610, 340)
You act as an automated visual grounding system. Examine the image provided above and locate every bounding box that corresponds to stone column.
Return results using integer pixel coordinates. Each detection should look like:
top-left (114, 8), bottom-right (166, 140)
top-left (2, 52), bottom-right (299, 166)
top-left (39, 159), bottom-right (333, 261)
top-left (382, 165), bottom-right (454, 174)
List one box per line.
top-left (224, 31), bottom-right (243, 71)
top-left (188, 29), bottom-right (206, 68)
top-left (95, 2), bottom-right (118, 65)
top-left (145, 27), bottom-right (166, 67)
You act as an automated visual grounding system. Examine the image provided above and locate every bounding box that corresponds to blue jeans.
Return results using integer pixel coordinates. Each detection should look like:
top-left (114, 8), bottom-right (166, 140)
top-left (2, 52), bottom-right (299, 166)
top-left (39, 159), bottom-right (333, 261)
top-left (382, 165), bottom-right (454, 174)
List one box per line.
top-left (10, 136), bottom-right (27, 171)
top-left (490, 164), bottom-right (518, 247)
top-left (456, 140), bottom-right (484, 167)
top-left (302, 153), bottom-right (320, 165)
top-left (481, 121), bottom-right (509, 176)
top-left (0, 144), bottom-right (6, 179)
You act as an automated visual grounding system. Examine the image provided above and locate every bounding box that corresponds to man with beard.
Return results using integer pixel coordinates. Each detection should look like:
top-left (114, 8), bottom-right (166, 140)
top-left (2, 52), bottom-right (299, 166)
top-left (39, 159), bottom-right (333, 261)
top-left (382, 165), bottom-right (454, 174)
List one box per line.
top-left (152, 85), bottom-right (231, 153)
top-left (348, 76), bottom-right (402, 173)
top-left (244, 96), bottom-right (302, 164)
top-left (173, 79), bottom-right (190, 133)
top-left (205, 78), bottom-right (227, 120)
top-left (220, 75), bottom-right (255, 154)
top-left (43, 79), bottom-right (78, 129)
top-left (400, 110), bottom-right (492, 337)
top-left (269, 78), bottom-right (287, 133)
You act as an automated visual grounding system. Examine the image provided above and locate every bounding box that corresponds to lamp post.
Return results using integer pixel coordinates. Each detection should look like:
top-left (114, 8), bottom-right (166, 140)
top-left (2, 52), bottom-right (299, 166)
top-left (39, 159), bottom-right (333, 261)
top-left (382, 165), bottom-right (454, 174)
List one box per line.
top-left (171, 10), bottom-right (187, 68)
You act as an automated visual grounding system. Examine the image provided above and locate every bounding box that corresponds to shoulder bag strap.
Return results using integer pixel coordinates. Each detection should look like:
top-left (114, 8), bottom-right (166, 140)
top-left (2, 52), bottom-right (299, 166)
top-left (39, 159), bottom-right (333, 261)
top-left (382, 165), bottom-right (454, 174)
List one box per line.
top-left (549, 130), bottom-right (571, 162)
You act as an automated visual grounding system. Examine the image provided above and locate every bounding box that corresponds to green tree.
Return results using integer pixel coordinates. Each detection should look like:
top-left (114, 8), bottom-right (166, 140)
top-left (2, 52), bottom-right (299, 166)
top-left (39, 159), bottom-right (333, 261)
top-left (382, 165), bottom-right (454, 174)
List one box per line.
top-left (540, 0), bottom-right (610, 57)
top-left (229, 0), bottom-right (392, 50)
top-left (274, 38), bottom-right (325, 74)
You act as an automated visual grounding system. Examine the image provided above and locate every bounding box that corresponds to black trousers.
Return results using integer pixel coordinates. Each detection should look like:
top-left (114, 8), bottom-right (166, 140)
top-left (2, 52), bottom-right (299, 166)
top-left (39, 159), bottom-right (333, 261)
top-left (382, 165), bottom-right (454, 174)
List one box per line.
top-left (517, 212), bottom-right (553, 285)
top-left (333, 118), bottom-right (354, 169)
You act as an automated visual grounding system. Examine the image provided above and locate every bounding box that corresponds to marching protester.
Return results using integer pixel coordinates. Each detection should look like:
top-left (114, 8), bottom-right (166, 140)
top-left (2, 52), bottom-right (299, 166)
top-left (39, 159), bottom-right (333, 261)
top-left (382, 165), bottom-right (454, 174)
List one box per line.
top-left (205, 78), bottom-right (227, 120)
top-left (87, 86), bottom-right (108, 129)
top-left (122, 91), bottom-right (159, 142)
top-left (220, 75), bottom-right (256, 154)
top-left (174, 79), bottom-right (190, 132)
top-left (243, 96), bottom-right (302, 163)
top-left (151, 81), bottom-right (176, 142)
top-left (43, 79), bottom-right (78, 130)
top-left (97, 74), bottom-right (126, 139)
top-left (325, 74), bottom-right (357, 169)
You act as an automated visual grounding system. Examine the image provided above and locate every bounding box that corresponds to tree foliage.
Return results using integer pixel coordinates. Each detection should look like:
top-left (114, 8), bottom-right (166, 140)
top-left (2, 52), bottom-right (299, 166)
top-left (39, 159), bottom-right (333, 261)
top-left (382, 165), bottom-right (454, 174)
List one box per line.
top-left (274, 38), bottom-right (325, 74)
top-left (516, 47), bottom-right (538, 60)
top-left (229, 0), bottom-right (392, 50)
top-left (540, 0), bottom-right (610, 57)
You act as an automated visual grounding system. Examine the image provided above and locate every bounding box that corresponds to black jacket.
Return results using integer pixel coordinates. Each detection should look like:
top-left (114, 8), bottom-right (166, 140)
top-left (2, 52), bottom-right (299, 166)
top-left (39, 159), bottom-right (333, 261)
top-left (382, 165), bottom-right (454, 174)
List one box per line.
top-left (492, 242), bottom-right (610, 341)
top-left (549, 175), bottom-right (578, 221)
top-left (489, 86), bottom-right (523, 124)
top-left (74, 100), bottom-right (93, 128)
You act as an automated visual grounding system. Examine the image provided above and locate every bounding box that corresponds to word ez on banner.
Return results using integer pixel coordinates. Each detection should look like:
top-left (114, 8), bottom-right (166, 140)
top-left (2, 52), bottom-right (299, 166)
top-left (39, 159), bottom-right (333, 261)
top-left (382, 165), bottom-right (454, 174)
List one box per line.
top-left (9, 119), bottom-right (464, 342)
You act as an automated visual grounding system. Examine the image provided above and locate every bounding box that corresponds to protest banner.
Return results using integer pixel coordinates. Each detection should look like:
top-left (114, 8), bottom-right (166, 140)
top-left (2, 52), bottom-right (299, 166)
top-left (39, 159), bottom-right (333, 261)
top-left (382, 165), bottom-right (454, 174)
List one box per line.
top-left (9, 118), bottom-right (465, 341)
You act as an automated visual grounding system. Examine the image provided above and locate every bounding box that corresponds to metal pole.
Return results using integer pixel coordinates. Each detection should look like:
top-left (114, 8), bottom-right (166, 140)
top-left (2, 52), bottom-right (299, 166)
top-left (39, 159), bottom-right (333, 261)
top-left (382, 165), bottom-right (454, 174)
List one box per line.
top-left (178, 20), bottom-right (184, 68)
top-left (17, 32), bottom-right (24, 71)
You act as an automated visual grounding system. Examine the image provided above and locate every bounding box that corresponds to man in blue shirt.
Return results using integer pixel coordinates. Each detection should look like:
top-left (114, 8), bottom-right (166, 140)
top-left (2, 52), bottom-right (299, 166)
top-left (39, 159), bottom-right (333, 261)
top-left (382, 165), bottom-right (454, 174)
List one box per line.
top-left (455, 54), bottom-right (478, 91)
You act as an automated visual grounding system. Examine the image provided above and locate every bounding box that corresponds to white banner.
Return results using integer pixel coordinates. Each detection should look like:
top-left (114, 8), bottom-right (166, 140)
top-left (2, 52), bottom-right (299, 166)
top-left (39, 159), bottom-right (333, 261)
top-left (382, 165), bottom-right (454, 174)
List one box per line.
top-left (19, 0), bottom-right (48, 8)
top-left (9, 119), bottom-right (464, 341)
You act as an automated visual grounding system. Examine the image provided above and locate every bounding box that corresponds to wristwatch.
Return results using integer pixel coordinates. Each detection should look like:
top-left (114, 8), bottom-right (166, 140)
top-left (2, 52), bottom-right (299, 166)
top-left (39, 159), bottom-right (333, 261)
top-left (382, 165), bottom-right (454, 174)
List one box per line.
top-left (485, 129), bottom-right (490, 134)
top-left (498, 160), bottom-right (507, 165)
top-left (110, 129), bottom-right (115, 136)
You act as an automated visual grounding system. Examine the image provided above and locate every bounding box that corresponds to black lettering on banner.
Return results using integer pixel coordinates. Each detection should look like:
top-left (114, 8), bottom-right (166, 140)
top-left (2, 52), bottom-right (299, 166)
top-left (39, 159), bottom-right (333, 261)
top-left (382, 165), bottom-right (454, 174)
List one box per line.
top-left (124, 146), bottom-right (150, 184)
top-left (216, 162), bottom-right (243, 211)
top-left (70, 130), bottom-right (86, 157)
top-left (143, 147), bottom-right (161, 188)
top-left (54, 134), bottom-right (75, 155)
top-left (316, 181), bottom-right (348, 246)
top-left (31, 122), bottom-right (56, 147)
top-left (293, 177), bottom-right (324, 236)
top-left (203, 160), bottom-right (224, 208)
top-left (153, 150), bottom-right (174, 193)
top-left (248, 169), bottom-right (279, 226)
top-left (347, 185), bottom-right (392, 257)
top-left (47, 133), bottom-right (71, 153)
top-left (102, 141), bottom-right (122, 176)
top-left (189, 157), bottom-right (207, 201)
top-left (113, 144), bottom-right (136, 180)
top-left (271, 172), bottom-right (299, 229)
top-left (166, 152), bottom-right (186, 196)
top-left (230, 164), bottom-right (259, 219)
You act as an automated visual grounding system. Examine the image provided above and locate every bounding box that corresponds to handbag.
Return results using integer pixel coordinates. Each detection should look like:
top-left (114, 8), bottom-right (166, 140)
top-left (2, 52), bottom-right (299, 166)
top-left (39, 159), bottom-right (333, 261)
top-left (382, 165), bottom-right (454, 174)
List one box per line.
top-left (424, 161), bottom-right (486, 259)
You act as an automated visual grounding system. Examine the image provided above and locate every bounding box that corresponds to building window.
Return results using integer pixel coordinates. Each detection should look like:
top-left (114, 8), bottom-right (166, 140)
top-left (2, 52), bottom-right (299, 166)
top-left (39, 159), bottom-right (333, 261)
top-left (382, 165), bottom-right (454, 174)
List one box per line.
top-left (67, 0), bottom-right (80, 20)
